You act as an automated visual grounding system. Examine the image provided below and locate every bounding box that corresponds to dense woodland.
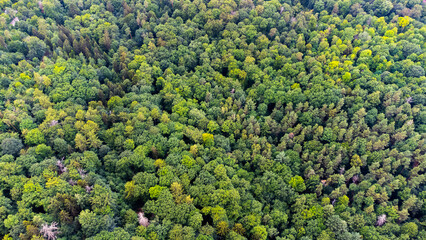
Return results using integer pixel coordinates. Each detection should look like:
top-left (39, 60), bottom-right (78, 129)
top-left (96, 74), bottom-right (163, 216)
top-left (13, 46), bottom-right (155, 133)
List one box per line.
top-left (0, 0), bottom-right (425, 239)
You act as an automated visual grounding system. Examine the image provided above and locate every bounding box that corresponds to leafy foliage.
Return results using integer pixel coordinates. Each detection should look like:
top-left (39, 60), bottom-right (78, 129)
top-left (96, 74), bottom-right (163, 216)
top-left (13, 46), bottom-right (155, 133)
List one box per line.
top-left (0, 0), bottom-right (425, 239)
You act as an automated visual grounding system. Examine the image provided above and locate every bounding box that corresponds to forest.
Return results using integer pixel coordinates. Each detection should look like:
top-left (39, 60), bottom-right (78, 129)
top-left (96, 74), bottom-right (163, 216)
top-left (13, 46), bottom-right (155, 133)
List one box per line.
top-left (0, 0), bottom-right (425, 239)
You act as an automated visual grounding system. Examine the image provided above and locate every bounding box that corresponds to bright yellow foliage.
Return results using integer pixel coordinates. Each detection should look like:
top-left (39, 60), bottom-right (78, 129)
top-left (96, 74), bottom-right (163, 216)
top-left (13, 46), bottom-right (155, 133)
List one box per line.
top-left (398, 16), bottom-right (410, 28)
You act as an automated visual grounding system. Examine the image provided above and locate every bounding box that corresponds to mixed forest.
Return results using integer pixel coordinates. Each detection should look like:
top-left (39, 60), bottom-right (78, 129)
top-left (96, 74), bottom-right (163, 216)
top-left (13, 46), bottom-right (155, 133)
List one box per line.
top-left (0, 0), bottom-right (425, 239)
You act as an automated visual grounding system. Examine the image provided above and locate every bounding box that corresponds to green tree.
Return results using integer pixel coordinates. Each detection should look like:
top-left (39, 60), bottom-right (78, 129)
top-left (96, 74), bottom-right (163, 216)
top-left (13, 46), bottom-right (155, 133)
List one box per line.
top-left (25, 129), bottom-right (45, 145)
top-left (1, 138), bottom-right (23, 156)
top-left (24, 37), bottom-right (47, 60)
top-left (251, 225), bottom-right (267, 240)
top-left (78, 210), bottom-right (112, 238)
top-left (202, 133), bottom-right (214, 147)
top-left (289, 176), bottom-right (306, 192)
top-left (401, 222), bottom-right (418, 238)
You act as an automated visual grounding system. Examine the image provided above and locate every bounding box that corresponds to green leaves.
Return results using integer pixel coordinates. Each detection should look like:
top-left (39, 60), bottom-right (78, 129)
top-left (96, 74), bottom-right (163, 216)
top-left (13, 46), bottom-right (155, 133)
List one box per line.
top-left (107, 96), bottom-right (123, 109)
top-left (202, 133), bottom-right (214, 147)
top-left (78, 210), bottom-right (113, 238)
top-left (0, 0), bottom-right (424, 239)
top-left (289, 176), bottom-right (306, 192)
top-left (149, 185), bottom-right (167, 199)
top-left (25, 129), bottom-right (45, 146)
top-left (1, 138), bottom-right (23, 156)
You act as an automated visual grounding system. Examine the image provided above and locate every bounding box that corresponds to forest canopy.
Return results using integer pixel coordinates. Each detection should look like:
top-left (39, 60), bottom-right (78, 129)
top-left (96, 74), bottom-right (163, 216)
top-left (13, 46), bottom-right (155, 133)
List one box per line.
top-left (0, 0), bottom-right (425, 239)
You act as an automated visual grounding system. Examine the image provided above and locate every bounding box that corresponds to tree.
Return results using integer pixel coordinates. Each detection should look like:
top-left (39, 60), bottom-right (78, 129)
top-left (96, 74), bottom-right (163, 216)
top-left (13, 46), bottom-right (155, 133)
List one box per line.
top-left (398, 17), bottom-right (410, 28)
top-left (0, 0), bottom-right (424, 239)
top-left (376, 214), bottom-right (386, 226)
top-left (25, 129), bottom-right (45, 145)
top-left (39, 222), bottom-right (60, 240)
top-left (216, 221), bottom-right (229, 236)
top-left (321, 127), bottom-right (336, 143)
top-left (90, 228), bottom-right (131, 240)
top-left (326, 215), bottom-right (350, 240)
top-left (1, 138), bottom-right (23, 156)
top-left (401, 222), bottom-right (418, 238)
top-left (138, 212), bottom-right (149, 227)
top-left (189, 213), bottom-right (203, 230)
top-left (82, 151), bottom-right (101, 172)
top-left (251, 225), bottom-right (267, 240)
top-left (108, 96), bottom-right (123, 109)
top-left (406, 65), bottom-right (424, 78)
top-left (314, 0), bottom-right (325, 12)
top-left (202, 133), bottom-right (214, 147)
top-left (350, 155), bottom-right (362, 168)
top-left (53, 138), bottom-right (68, 156)
top-left (78, 210), bottom-right (112, 238)
top-left (275, 150), bottom-right (301, 175)
top-left (19, 118), bottom-right (37, 131)
top-left (289, 176), bottom-right (306, 192)
top-left (35, 144), bottom-right (52, 159)
top-left (75, 133), bottom-right (88, 151)
top-left (169, 224), bottom-right (196, 240)
top-left (24, 37), bottom-right (47, 60)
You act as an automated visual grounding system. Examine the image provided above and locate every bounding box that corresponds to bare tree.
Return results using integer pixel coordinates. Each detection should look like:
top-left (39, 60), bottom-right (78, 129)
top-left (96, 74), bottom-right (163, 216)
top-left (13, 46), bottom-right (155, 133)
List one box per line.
top-left (138, 212), bottom-right (149, 227)
top-left (40, 222), bottom-right (60, 240)
top-left (377, 214), bottom-right (386, 226)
